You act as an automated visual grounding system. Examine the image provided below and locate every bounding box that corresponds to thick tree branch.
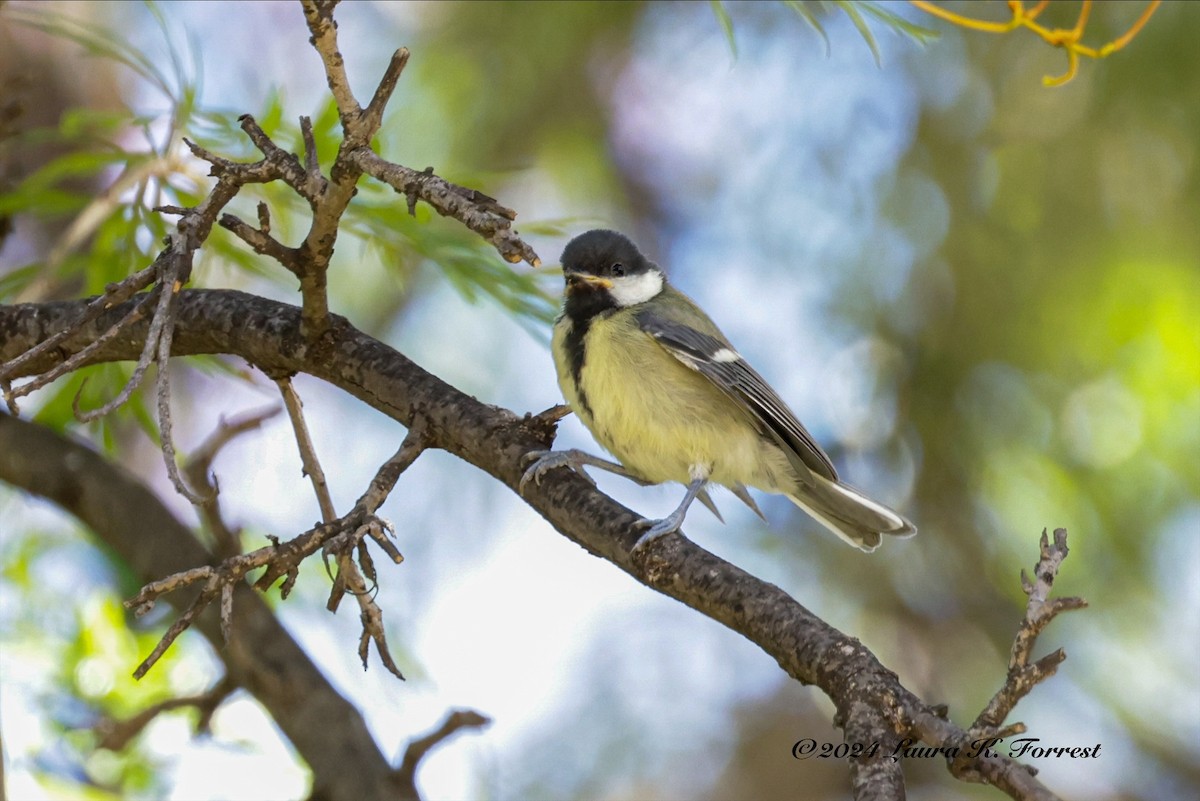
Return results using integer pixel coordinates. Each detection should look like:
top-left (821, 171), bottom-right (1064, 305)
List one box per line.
top-left (0, 292), bottom-right (1074, 800)
top-left (0, 412), bottom-right (410, 801)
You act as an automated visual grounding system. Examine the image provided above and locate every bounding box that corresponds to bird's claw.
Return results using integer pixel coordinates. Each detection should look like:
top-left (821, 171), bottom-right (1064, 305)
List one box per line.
top-left (630, 514), bottom-right (684, 556)
top-left (519, 450), bottom-right (597, 494)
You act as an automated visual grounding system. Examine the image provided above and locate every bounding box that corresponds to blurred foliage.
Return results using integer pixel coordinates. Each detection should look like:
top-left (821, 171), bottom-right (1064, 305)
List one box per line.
top-left (910, 0), bottom-right (1163, 86)
top-left (0, 516), bottom-right (198, 800)
top-left (715, 0), bottom-right (940, 62)
top-left (0, 1), bottom-right (562, 406)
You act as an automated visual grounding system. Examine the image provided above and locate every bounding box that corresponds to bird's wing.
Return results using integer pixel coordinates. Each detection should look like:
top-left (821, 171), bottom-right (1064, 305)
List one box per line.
top-left (635, 311), bottom-right (838, 483)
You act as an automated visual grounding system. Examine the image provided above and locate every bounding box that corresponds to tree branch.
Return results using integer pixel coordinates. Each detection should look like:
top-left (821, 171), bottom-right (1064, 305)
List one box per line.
top-left (0, 292), bottom-right (1077, 799)
top-left (396, 709), bottom-right (491, 797)
top-left (0, 412), bottom-right (409, 801)
top-left (973, 528), bottom-right (1088, 734)
top-left (350, 148), bottom-right (540, 267)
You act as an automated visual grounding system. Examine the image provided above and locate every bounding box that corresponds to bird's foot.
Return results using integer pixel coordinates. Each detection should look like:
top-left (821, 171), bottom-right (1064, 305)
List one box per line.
top-left (630, 511), bottom-right (686, 556)
top-left (519, 449), bottom-right (600, 493)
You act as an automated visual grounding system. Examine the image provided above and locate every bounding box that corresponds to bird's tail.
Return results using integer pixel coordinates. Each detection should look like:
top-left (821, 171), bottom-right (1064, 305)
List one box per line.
top-left (787, 474), bottom-right (916, 552)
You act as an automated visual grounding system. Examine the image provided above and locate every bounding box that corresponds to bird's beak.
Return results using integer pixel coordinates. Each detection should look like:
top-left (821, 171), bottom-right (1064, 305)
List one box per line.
top-left (564, 271), bottom-right (613, 292)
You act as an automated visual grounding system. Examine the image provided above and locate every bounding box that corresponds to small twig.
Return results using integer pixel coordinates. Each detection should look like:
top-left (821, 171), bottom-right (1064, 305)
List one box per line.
top-left (1, 378), bottom-right (17, 415)
top-left (3, 290), bottom-right (155, 404)
top-left (301, 0), bottom-right (362, 127)
top-left (397, 709), bottom-right (491, 788)
top-left (153, 258), bottom-right (212, 505)
top-left (185, 405), bottom-right (282, 557)
top-left (350, 148), bottom-right (541, 267)
top-left (321, 429), bottom-right (424, 677)
top-left (0, 263), bottom-right (157, 383)
top-left (220, 582), bottom-right (234, 644)
top-left (362, 424), bottom-right (427, 512)
top-left (96, 677), bottom-right (236, 750)
top-left (363, 516), bottom-right (403, 564)
top-left (220, 213), bottom-right (303, 276)
top-left (131, 573), bottom-right (223, 679)
top-left (299, 116), bottom-right (326, 201)
top-left (912, 711), bottom-right (1062, 801)
top-left (972, 528), bottom-right (1087, 734)
top-left (71, 281), bottom-right (168, 422)
top-left (182, 135), bottom-right (289, 189)
top-left (276, 377), bottom-right (337, 522)
top-left (360, 48), bottom-right (410, 135)
top-left (522, 403), bottom-right (571, 447)
top-left (344, 555), bottom-right (405, 680)
top-left (235, 114), bottom-right (320, 204)
top-left (125, 424), bottom-right (425, 679)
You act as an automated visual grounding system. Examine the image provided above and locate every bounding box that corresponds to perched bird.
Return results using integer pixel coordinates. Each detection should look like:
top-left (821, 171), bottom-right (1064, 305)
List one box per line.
top-left (522, 229), bottom-right (915, 553)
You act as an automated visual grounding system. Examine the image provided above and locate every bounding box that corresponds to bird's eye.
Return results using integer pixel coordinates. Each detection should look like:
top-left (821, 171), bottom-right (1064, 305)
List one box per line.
top-left (610, 262), bottom-right (625, 277)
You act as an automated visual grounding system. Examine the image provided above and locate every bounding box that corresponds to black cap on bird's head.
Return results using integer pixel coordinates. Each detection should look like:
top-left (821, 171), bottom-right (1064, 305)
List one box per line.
top-left (559, 230), bottom-right (665, 313)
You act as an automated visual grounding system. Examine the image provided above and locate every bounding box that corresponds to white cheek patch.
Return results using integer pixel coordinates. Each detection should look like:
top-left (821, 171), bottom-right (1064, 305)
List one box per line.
top-left (609, 270), bottom-right (664, 307)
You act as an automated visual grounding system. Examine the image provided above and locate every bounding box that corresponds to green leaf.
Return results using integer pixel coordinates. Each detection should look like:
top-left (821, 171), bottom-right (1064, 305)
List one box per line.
top-left (0, 187), bottom-right (91, 217)
top-left (30, 364), bottom-right (145, 440)
top-left (7, 7), bottom-right (176, 101)
top-left (857, 1), bottom-right (940, 46)
top-left (257, 89), bottom-right (286, 140)
top-left (710, 0), bottom-right (738, 58)
top-left (58, 108), bottom-right (132, 140)
top-left (17, 150), bottom-right (140, 195)
top-left (0, 263), bottom-right (44, 300)
top-left (832, 0), bottom-right (882, 66)
top-left (784, 0), bottom-right (831, 56)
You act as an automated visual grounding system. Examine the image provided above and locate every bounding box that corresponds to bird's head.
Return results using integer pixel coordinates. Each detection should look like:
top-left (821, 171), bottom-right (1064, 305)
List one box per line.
top-left (559, 229), bottom-right (665, 311)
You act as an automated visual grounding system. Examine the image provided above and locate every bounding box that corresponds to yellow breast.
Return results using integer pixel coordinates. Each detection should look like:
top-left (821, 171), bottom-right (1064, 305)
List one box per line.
top-left (554, 312), bottom-right (794, 490)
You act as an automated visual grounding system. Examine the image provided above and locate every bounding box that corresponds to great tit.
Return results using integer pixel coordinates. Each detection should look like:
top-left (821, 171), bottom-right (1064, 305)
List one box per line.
top-left (522, 229), bottom-right (916, 553)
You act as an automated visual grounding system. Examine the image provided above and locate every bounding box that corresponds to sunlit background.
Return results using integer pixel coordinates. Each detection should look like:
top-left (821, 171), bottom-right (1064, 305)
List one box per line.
top-left (1, 1), bottom-right (1197, 800)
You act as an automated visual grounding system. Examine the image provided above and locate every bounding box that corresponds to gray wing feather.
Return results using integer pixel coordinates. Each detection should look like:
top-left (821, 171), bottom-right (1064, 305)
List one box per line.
top-left (635, 311), bottom-right (838, 483)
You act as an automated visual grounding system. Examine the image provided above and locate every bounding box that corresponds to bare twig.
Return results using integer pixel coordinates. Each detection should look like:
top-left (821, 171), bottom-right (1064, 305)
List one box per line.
top-left (1, 378), bottom-right (17, 415)
top-left (152, 258), bottom-right (212, 505)
top-left (0, 262), bottom-right (157, 387)
top-left (130, 573), bottom-right (223, 679)
top-left (320, 428), bottom-right (425, 679)
top-left (301, 116), bottom-right (322, 186)
top-left (235, 114), bottom-right (322, 204)
top-left (289, 14), bottom-right (412, 338)
top-left (973, 528), bottom-right (1088, 733)
top-left (124, 423), bottom-right (424, 679)
top-left (276, 377), bottom-right (337, 522)
top-left (397, 709), bottom-right (491, 787)
top-left (905, 529), bottom-right (1085, 801)
top-left (346, 555), bottom-right (406, 680)
top-left (96, 677), bottom-right (236, 750)
top-left (220, 213), bottom-right (301, 274)
top-left (301, 0), bottom-right (361, 126)
top-left (3, 290), bottom-right (155, 404)
top-left (71, 272), bottom-right (172, 421)
top-left (185, 405), bottom-right (282, 557)
top-left (360, 48), bottom-right (410, 137)
top-left (912, 711), bottom-right (1062, 801)
top-left (350, 148), bottom-right (541, 267)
